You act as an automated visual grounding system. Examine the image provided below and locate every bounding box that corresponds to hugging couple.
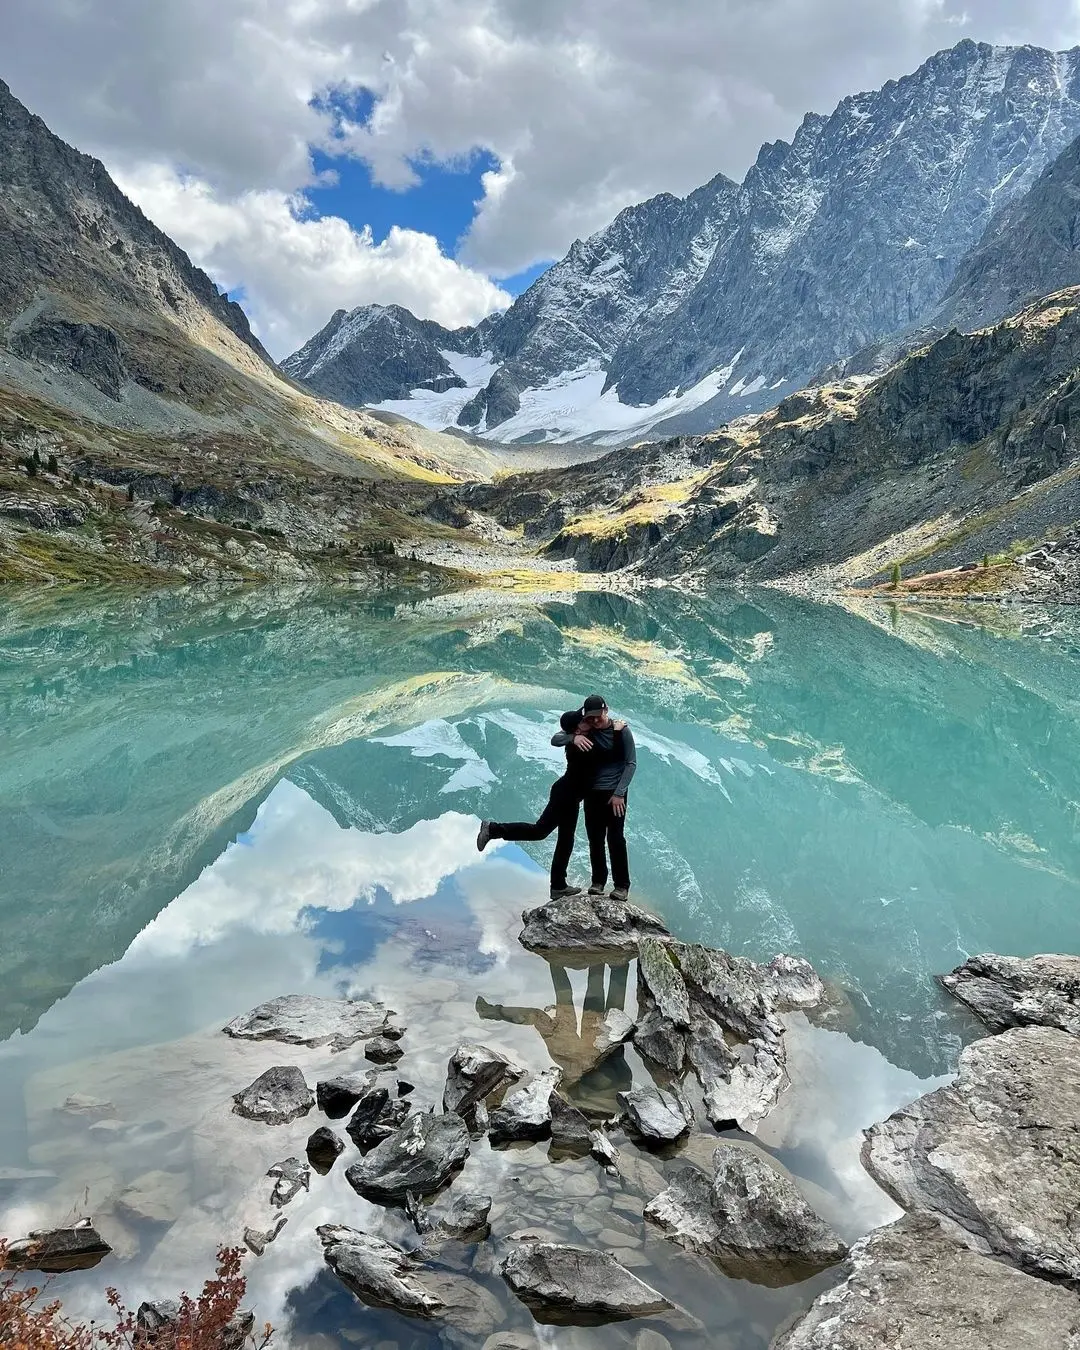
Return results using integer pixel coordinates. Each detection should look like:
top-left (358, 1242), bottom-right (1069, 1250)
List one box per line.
top-left (476, 694), bottom-right (636, 900)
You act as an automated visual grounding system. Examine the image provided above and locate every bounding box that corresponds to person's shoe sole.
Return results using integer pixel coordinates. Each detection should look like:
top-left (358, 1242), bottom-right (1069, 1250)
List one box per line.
top-left (549, 887), bottom-right (583, 900)
top-left (476, 820), bottom-right (493, 852)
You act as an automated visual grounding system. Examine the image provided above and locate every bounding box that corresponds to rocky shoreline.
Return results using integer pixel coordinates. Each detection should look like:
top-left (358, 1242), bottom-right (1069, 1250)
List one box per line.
top-left (8, 898), bottom-right (1080, 1348)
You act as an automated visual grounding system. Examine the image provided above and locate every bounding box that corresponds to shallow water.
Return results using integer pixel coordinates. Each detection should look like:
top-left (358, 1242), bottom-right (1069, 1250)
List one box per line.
top-left (2, 586), bottom-right (1079, 1348)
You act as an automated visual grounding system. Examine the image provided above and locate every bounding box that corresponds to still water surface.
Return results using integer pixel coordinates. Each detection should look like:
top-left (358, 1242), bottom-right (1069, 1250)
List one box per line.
top-left (2, 586), bottom-right (1079, 1348)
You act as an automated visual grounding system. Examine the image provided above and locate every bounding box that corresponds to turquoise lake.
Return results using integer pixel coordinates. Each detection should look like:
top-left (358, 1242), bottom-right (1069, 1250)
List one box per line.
top-left (1, 585), bottom-right (1078, 1348)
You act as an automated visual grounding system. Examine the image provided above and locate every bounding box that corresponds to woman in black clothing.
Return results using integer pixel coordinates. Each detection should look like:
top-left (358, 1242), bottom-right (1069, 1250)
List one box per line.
top-left (476, 709), bottom-right (592, 899)
top-left (558, 694), bottom-right (635, 899)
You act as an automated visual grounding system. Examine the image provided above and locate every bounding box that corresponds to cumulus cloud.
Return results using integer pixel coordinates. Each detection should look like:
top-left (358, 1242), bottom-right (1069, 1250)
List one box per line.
top-left (113, 165), bottom-right (510, 356)
top-left (5, 0), bottom-right (1080, 316)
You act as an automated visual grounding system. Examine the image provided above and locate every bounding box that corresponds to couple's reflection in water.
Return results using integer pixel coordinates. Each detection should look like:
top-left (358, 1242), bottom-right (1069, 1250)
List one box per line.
top-left (476, 960), bottom-right (633, 1113)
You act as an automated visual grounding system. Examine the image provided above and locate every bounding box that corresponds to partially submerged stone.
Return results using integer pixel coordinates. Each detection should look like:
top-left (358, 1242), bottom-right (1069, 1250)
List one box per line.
top-left (519, 893), bottom-right (670, 965)
top-left (116, 1169), bottom-right (188, 1224)
top-left (317, 1073), bottom-right (374, 1118)
top-left (428, 1191), bottom-right (493, 1242)
top-left (443, 1043), bottom-right (524, 1124)
top-left (774, 1212), bottom-right (1080, 1350)
top-left (345, 1084), bottom-right (410, 1150)
top-left (223, 994), bottom-right (396, 1052)
top-left (268, 1156), bottom-right (311, 1207)
top-left (306, 1125), bottom-right (345, 1173)
top-left (549, 1092), bottom-right (592, 1154)
top-left (232, 1066), bottom-right (314, 1125)
top-left (501, 1242), bottom-right (673, 1324)
top-left (4, 1220), bottom-right (112, 1272)
top-left (644, 1146), bottom-right (846, 1281)
top-left (589, 1129), bottom-right (620, 1174)
top-left (346, 1111), bottom-right (470, 1205)
top-left (863, 1024), bottom-right (1080, 1284)
top-left (319, 1225), bottom-right (443, 1318)
top-left (939, 952), bottom-right (1080, 1036)
top-left (244, 1216), bottom-right (286, 1256)
top-left (618, 1086), bottom-right (692, 1145)
top-left (365, 1035), bottom-right (404, 1065)
top-left (489, 1067), bottom-right (563, 1144)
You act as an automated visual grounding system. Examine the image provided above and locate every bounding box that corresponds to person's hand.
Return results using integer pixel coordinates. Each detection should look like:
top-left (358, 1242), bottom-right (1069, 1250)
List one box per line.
top-left (613, 718), bottom-right (627, 731)
top-left (573, 734), bottom-right (593, 751)
top-left (610, 795), bottom-right (626, 817)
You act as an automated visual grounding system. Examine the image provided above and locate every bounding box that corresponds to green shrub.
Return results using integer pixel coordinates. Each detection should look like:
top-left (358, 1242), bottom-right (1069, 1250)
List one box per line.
top-left (889, 561), bottom-right (901, 590)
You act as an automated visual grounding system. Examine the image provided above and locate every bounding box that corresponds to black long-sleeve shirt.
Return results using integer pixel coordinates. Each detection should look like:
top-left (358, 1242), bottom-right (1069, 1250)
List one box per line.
top-left (551, 719), bottom-right (637, 796)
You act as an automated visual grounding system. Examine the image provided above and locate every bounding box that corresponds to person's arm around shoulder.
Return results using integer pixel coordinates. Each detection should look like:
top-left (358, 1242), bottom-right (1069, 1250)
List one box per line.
top-left (552, 709), bottom-right (592, 751)
top-left (610, 723), bottom-right (636, 813)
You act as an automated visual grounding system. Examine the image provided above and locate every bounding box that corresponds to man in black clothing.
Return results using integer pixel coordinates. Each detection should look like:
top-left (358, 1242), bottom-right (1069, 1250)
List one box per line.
top-left (554, 694), bottom-right (635, 899)
top-left (476, 709), bottom-right (592, 898)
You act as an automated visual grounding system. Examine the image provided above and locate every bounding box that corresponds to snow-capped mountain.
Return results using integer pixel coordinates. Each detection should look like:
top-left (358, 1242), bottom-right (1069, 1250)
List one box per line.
top-left (286, 40), bottom-right (1080, 447)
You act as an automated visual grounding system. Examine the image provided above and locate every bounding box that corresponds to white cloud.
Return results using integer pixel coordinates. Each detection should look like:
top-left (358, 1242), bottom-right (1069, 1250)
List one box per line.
top-left (6, 0), bottom-right (1080, 323)
top-left (113, 164), bottom-right (509, 357)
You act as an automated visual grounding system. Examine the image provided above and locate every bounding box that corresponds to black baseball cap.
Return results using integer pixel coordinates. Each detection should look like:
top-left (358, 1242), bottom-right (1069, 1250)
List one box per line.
top-left (582, 694), bottom-right (608, 713)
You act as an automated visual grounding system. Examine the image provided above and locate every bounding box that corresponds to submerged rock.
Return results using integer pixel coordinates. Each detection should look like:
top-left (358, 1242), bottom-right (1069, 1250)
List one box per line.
top-left (774, 1212), bottom-right (1080, 1349)
top-left (223, 994), bottom-right (396, 1051)
top-left (501, 1242), bottom-right (673, 1323)
top-left (232, 1066), bottom-right (314, 1125)
top-left (365, 1035), bottom-right (404, 1065)
top-left (939, 952), bottom-right (1080, 1036)
top-left (429, 1191), bottom-right (493, 1242)
top-left (306, 1125), bottom-right (345, 1172)
top-left (863, 1024), bottom-right (1080, 1284)
top-left (345, 1084), bottom-right (411, 1150)
top-left (346, 1111), bottom-right (470, 1205)
top-left (519, 893), bottom-right (670, 964)
top-left (268, 1156), bottom-right (311, 1207)
top-left (4, 1220), bottom-right (112, 1272)
top-left (244, 1216), bottom-right (286, 1256)
top-left (618, 1086), bottom-right (692, 1145)
top-left (116, 1169), bottom-right (188, 1225)
top-left (644, 1146), bottom-right (847, 1280)
top-left (316, 1072), bottom-right (374, 1118)
top-left (549, 1092), bottom-right (592, 1154)
top-left (489, 1067), bottom-right (563, 1144)
top-left (319, 1225), bottom-right (443, 1318)
top-left (443, 1043), bottom-right (524, 1124)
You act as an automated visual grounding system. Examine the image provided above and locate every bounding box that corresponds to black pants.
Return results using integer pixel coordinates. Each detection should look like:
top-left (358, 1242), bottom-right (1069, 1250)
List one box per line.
top-left (584, 790), bottom-right (630, 892)
top-left (489, 777), bottom-right (583, 889)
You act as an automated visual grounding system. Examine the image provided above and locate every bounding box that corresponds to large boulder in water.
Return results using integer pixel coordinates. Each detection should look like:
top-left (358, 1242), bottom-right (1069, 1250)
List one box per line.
top-left (318, 1225), bottom-right (443, 1318)
top-left (644, 1145), bottom-right (847, 1281)
top-left (232, 1066), bottom-right (314, 1125)
top-left (618, 1086), bottom-right (692, 1145)
top-left (443, 1043), bottom-right (524, 1125)
top-left (863, 1025), bottom-right (1080, 1284)
top-left (346, 1112), bottom-right (470, 1205)
top-left (774, 1212), bottom-right (1080, 1350)
top-left (4, 1220), bottom-right (112, 1272)
top-left (489, 1067), bottom-right (563, 1144)
top-left (224, 994), bottom-right (397, 1051)
top-left (501, 1242), bottom-right (673, 1323)
top-left (519, 893), bottom-right (669, 965)
top-left (939, 952), bottom-right (1080, 1036)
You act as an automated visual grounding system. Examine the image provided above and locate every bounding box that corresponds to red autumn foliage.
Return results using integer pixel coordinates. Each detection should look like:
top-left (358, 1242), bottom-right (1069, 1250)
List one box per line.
top-left (0, 1242), bottom-right (272, 1350)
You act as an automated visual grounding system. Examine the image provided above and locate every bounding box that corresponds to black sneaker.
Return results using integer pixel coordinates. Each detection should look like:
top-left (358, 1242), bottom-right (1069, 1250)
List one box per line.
top-left (609, 887), bottom-right (630, 901)
top-left (476, 820), bottom-right (493, 852)
top-left (549, 885), bottom-right (583, 900)
top-left (587, 884), bottom-right (606, 896)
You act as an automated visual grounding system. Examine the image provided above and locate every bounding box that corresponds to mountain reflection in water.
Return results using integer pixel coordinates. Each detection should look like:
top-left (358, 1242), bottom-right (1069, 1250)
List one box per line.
top-left (2, 585), bottom-right (1079, 1347)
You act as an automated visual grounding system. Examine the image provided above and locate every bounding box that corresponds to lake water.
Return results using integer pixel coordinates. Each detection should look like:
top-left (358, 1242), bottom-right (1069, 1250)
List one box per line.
top-left (2, 585), bottom-right (1079, 1349)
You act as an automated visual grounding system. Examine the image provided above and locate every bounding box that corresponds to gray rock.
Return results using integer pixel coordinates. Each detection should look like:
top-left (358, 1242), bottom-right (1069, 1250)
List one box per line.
top-left (365, 1035), bottom-right (404, 1065)
top-left (4, 1219), bottom-right (112, 1272)
top-left (482, 1334), bottom-right (543, 1350)
top-left (223, 994), bottom-right (395, 1051)
top-left (430, 1191), bottom-right (493, 1241)
top-left (590, 1130), bottom-right (621, 1174)
top-left (619, 1086), bottom-right (692, 1145)
top-left (637, 936), bottom-right (691, 1026)
top-left (762, 954), bottom-right (826, 1012)
top-left (633, 1011), bottom-right (687, 1074)
top-left (549, 1092), bottom-right (592, 1154)
top-left (316, 1072), bottom-right (374, 1118)
top-left (489, 1067), bottom-right (563, 1144)
top-left (644, 1146), bottom-right (847, 1277)
top-left (267, 1156), bottom-right (311, 1207)
top-left (346, 1111), bottom-right (471, 1205)
top-left (519, 894), bottom-right (669, 965)
top-left (345, 1084), bottom-right (410, 1150)
top-left (774, 1212), bottom-right (1080, 1350)
top-left (501, 1242), bottom-right (673, 1323)
top-left (318, 1224), bottom-right (443, 1318)
top-left (244, 1216), bottom-right (286, 1256)
top-left (863, 1025), bottom-right (1080, 1284)
top-left (939, 952), bottom-right (1080, 1036)
top-left (443, 1042), bottom-right (524, 1122)
top-left (136, 1299), bottom-right (254, 1350)
top-left (674, 943), bottom-right (783, 1045)
top-left (307, 1125), bottom-right (346, 1172)
top-left (232, 1065), bottom-right (314, 1125)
